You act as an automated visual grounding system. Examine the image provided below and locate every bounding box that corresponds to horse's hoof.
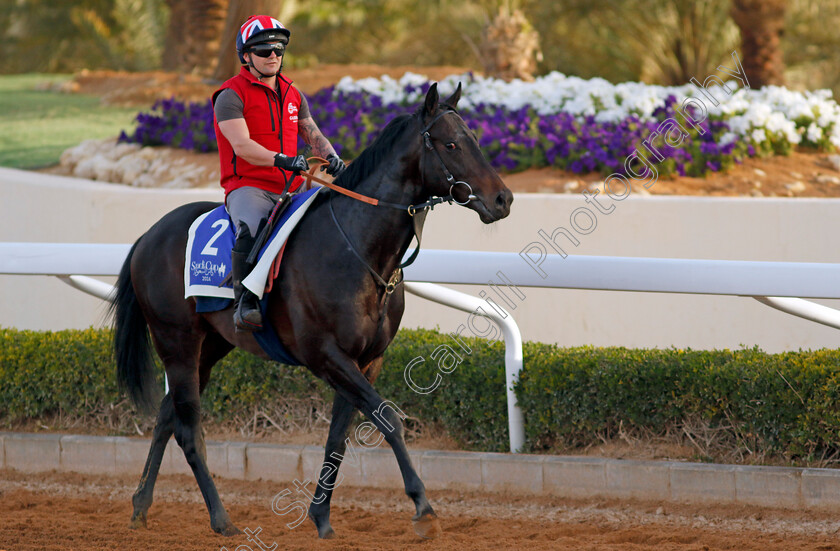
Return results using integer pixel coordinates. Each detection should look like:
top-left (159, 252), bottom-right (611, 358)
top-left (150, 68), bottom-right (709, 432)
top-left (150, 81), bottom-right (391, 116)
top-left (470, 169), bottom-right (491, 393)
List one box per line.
top-left (128, 512), bottom-right (147, 530)
top-left (213, 521), bottom-right (242, 537)
top-left (309, 513), bottom-right (336, 539)
top-left (412, 512), bottom-right (442, 539)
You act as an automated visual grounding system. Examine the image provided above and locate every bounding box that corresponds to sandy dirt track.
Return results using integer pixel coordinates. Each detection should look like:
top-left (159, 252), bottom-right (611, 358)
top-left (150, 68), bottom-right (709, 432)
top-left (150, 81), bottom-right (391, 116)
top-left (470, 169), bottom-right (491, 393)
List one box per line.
top-left (2, 469), bottom-right (839, 551)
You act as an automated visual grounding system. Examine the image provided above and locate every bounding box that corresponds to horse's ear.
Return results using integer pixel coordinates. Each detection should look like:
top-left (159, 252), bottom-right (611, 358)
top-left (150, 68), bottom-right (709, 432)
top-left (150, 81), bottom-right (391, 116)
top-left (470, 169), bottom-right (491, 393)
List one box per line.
top-left (424, 83), bottom-right (439, 117)
top-left (443, 82), bottom-right (462, 108)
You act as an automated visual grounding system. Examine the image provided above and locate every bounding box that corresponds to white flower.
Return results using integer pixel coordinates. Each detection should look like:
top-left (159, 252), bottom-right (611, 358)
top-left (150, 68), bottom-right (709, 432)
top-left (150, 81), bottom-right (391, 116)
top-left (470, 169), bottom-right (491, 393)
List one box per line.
top-left (830, 125), bottom-right (840, 149)
top-left (332, 70), bottom-right (840, 152)
top-left (726, 115), bottom-right (751, 135)
top-left (719, 132), bottom-right (737, 146)
top-left (806, 123), bottom-right (823, 142)
top-left (817, 110), bottom-right (834, 128)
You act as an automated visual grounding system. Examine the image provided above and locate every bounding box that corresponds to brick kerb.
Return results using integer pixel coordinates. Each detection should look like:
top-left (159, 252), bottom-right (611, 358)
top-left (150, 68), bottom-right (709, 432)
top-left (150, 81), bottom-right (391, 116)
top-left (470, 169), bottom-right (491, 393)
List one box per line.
top-left (2, 432), bottom-right (839, 508)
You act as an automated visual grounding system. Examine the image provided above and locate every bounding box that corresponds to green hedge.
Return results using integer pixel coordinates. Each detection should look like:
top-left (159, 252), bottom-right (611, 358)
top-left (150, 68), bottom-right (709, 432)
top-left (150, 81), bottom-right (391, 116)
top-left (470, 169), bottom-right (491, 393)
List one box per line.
top-left (0, 328), bottom-right (120, 418)
top-left (2, 327), bottom-right (840, 462)
top-left (517, 345), bottom-right (840, 459)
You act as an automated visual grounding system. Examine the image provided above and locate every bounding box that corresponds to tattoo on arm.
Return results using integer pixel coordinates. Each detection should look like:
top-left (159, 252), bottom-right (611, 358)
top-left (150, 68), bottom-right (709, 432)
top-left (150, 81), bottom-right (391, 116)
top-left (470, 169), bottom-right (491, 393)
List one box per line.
top-left (298, 117), bottom-right (336, 159)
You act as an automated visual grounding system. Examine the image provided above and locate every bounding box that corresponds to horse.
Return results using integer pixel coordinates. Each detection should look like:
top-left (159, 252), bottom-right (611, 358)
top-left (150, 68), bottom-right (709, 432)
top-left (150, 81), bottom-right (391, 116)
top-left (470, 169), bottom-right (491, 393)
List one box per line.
top-left (111, 82), bottom-right (513, 539)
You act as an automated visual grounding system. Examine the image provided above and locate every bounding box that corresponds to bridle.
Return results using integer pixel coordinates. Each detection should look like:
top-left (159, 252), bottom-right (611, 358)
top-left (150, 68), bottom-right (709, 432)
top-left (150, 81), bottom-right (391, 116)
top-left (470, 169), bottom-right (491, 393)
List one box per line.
top-left (418, 108), bottom-right (478, 208)
top-left (311, 108), bottom-right (477, 303)
top-left (302, 108), bottom-right (476, 215)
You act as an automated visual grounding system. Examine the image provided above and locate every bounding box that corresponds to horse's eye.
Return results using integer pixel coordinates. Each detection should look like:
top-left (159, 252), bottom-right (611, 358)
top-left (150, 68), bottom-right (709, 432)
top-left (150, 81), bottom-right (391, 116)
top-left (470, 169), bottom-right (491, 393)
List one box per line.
top-left (445, 142), bottom-right (457, 150)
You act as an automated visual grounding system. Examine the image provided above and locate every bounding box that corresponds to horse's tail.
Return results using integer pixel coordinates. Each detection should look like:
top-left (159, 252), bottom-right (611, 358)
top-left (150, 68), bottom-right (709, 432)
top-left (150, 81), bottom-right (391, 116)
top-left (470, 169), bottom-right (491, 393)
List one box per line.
top-left (109, 238), bottom-right (161, 415)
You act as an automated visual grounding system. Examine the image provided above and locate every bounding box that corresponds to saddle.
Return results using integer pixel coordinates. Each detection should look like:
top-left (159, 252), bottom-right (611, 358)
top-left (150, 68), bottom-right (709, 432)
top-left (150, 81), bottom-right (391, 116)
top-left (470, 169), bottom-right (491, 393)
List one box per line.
top-left (183, 187), bottom-right (323, 366)
top-left (184, 187), bottom-right (321, 300)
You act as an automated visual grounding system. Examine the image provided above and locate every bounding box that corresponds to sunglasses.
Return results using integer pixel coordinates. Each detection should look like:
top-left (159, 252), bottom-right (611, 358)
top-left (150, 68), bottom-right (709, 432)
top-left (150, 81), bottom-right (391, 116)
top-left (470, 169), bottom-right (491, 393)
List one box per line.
top-left (248, 43), bottom-right (285, 58)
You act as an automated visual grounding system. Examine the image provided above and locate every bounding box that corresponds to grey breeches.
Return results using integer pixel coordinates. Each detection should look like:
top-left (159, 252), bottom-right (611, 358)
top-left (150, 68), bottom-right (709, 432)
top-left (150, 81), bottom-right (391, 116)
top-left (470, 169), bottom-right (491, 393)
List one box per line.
top-left (225, 186), bottom-right (282, 239)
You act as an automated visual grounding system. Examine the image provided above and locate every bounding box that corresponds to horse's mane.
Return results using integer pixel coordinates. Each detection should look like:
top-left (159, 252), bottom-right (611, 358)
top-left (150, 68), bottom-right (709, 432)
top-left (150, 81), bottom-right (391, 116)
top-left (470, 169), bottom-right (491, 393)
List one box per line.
top-left (331, 112), bottom-right (416, 189)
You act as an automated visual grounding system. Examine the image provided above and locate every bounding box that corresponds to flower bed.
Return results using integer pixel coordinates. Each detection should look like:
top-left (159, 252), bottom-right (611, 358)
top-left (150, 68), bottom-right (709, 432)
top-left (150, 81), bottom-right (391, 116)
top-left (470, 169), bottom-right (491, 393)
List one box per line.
top-left (119, 97), bottom-right (217, 153)
top-left (120, 71), bottom-right (840, 177)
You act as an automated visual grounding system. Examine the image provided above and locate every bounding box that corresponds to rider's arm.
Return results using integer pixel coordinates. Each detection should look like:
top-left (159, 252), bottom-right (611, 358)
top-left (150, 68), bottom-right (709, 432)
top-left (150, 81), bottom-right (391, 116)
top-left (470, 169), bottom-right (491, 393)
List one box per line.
top-left (217, 118), bottom-right (277, 167)
top-left (297, 94), bottom-right (337, 159)
top-left (215, 89), bottom-right (276, 167)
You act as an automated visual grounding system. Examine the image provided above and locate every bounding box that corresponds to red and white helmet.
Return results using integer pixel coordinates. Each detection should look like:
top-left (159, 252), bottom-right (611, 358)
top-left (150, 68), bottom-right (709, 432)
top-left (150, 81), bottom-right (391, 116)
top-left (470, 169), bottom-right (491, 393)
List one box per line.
top-left (236, 15), bottom-right (290, 64)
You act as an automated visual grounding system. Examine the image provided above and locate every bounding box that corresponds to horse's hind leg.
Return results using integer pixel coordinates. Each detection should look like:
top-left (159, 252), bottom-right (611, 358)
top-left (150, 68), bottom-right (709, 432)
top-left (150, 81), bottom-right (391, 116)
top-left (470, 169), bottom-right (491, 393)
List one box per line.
top-left (129, 335), bottom-right (231, 530)
top-left (319, 349), bottom-right (441, 539)
top-left (129, 392), bottom-right (175, 529)
top-left (167, 333), bottom-right (239, 536)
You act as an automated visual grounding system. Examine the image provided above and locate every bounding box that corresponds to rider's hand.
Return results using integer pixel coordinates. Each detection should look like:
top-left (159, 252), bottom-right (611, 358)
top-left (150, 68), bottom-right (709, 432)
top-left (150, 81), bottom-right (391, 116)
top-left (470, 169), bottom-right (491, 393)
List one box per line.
top-left (274, 153), bottom-right (309, 173)
top-left (322, 153), bottom-right (347, 177)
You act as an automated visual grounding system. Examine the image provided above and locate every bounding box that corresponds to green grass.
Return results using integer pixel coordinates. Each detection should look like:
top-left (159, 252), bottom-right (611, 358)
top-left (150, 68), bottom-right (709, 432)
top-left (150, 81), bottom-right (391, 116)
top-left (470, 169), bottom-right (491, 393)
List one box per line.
top-left (0, 74), bottom-right (140, 169)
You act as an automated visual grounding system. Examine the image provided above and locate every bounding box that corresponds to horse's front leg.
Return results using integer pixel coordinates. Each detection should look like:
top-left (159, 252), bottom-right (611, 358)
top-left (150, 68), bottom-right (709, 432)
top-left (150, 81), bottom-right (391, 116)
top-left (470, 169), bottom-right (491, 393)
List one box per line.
top-left (307, 392), bottom-right (357, 539)
top-left (317, 346), bottom-right (441, 539)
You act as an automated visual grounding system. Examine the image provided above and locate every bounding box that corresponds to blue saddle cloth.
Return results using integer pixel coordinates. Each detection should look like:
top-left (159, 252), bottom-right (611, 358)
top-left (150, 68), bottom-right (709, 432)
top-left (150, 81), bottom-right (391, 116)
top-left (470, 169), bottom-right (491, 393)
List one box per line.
top-left (185, 187), bottom-right (320, 298)
top-left (187, 188), bottom-right (322, 367)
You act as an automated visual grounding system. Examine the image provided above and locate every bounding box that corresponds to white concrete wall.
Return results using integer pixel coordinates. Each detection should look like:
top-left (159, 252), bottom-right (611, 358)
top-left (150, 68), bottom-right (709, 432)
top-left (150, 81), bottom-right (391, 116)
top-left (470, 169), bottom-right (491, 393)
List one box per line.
top-left (404, 191), bottom-right (840, 352)
top-left (2, 167), bottom-right (839, 352)
top-left (0, 168), bottom-right (223, 332)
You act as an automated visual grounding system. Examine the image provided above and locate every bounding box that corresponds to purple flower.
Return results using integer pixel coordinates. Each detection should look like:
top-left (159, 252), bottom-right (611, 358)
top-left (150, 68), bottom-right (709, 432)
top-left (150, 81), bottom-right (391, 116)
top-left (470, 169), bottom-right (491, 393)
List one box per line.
top-left (700, 142), bottom-right (718, 155)
top-left (116, 80), bottom-right (755, 175)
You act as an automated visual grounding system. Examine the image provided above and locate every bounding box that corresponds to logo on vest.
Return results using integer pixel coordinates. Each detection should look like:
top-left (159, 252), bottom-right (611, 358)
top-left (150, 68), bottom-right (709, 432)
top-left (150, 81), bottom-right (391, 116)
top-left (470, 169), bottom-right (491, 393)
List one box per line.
top-left (287, 102), bottom-right (298, 122)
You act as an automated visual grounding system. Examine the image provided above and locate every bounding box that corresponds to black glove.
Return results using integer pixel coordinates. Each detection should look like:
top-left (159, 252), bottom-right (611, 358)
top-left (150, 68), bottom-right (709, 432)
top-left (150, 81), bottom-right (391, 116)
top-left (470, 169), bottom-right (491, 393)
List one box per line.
top-left (274, 153), bottom-right (309, 173)
top-left (322, 153), bottom-right (347, 177)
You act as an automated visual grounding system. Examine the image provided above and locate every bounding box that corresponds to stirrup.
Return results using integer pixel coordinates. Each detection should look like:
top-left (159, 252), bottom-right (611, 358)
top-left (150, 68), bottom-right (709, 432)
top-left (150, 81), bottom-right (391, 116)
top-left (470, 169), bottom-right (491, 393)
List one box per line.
top-left (234, 291), bottom-right (263, 332)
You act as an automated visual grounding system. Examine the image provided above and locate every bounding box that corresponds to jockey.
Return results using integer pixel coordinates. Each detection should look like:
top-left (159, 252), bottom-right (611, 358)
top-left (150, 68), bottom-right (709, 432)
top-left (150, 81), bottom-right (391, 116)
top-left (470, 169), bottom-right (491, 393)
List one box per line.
top-left (213, 15), bottom-right (347, 332)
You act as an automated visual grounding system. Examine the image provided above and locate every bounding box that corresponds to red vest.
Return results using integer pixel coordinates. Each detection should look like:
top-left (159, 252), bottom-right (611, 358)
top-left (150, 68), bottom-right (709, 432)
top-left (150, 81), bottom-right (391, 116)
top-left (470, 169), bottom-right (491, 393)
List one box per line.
top-left (213, 67), bottom-right (303, 196)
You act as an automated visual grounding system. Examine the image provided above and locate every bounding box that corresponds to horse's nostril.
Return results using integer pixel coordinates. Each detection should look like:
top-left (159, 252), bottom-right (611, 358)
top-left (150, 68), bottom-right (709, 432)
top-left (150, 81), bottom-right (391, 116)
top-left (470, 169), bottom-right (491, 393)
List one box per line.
top-left (495, 190), bottom-right (511, 210)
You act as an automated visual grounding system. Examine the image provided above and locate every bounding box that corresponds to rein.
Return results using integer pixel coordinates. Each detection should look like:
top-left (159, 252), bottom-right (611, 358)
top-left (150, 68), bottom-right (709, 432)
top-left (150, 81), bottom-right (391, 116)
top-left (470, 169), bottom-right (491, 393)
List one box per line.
top-left (302, 110), bottom-right (476, 215)
top-left (308, 109), bottom-right (473, 309)
top-left (301, 158), bottom-right (457, 216)
top-left (327, 194), bottom-right (422, 293)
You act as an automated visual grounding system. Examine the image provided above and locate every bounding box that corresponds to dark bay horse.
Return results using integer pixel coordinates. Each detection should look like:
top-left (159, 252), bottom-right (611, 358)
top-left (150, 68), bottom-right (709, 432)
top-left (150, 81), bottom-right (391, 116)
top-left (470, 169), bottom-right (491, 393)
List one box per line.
top-left (111, 83), bottom-right (512, 539)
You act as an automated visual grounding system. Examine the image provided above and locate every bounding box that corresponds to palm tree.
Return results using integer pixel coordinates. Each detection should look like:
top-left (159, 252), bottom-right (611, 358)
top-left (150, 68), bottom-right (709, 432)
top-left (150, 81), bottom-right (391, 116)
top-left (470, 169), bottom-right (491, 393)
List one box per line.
top-left (730, 0), bottom-right (787, 87)
top-left (213, 0), bottom-right (285, 81)
top-left (162, 0), bottom-right (229, 75)
top-left (478, 5), bottom-right (542, 81)
top-left (537, 0), bottom-right (739, 86)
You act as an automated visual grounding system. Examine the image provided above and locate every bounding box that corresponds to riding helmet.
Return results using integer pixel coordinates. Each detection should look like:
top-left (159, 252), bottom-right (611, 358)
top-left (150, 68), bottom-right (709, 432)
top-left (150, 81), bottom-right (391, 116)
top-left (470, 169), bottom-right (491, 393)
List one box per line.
top-left (236, 15), bottom-right (291, 64)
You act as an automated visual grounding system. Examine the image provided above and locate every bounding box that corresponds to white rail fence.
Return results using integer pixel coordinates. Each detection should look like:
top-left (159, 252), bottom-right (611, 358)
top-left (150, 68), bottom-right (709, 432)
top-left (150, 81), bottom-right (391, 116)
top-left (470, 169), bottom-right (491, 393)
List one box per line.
top-left (3, 243), bottom-right (840, 453)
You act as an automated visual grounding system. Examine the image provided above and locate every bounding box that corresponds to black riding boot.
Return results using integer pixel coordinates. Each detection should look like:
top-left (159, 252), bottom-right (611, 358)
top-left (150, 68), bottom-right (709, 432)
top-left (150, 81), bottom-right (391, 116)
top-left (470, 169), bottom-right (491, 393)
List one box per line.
top-left (232, 234), bottom-right (263, 332)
